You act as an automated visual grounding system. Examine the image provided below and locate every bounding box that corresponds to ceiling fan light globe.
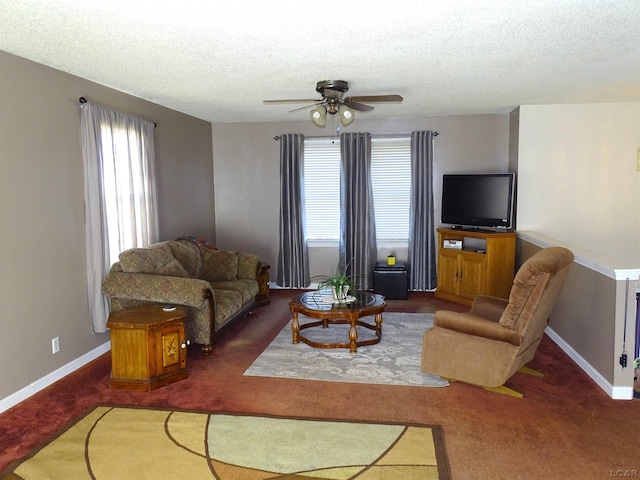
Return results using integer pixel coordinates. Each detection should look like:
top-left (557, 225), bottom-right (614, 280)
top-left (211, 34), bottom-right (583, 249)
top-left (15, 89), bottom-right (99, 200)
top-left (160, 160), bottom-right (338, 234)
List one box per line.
top-left (339, 105), bottom-right (355, 126)
top-left (310, 106), bottom-right (327, 127)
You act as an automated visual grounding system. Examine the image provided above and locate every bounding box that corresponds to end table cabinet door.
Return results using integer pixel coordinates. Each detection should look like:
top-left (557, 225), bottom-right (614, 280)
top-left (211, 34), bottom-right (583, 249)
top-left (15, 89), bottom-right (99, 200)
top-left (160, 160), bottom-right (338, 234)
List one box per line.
top-left (155, 323), bottom-right (186, 376)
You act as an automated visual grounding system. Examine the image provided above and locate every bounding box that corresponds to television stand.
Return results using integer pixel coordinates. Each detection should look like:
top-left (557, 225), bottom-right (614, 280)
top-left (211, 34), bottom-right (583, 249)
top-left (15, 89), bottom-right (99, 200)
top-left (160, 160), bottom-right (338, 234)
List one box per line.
top-left (435, 228), bottom-right (516, 306)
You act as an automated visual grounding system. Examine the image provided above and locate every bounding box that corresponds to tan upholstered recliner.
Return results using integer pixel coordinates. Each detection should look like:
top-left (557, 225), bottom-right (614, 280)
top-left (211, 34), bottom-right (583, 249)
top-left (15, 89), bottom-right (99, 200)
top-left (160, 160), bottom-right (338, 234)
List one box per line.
top-left (422, 246), bottom-right (574, 396)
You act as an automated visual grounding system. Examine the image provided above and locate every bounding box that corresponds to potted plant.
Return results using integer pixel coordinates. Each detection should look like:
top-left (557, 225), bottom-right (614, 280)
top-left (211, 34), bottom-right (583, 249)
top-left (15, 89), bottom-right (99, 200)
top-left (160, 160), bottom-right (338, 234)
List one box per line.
top-left (312, 263), bottom-right (360, 303)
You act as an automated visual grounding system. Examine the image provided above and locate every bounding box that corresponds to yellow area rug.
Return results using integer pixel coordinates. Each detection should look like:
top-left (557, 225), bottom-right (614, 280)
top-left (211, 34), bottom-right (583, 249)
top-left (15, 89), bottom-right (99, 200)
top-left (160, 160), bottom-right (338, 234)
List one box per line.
top-left (1, 405), bottom-right (450, 479)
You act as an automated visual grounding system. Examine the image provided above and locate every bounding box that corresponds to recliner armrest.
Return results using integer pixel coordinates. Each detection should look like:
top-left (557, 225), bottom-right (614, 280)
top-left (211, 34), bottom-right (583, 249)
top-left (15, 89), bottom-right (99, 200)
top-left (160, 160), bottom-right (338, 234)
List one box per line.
top-left (433, 310), bottom-right (522, 346)
top-left (469, 295), bottom-right (508, 322)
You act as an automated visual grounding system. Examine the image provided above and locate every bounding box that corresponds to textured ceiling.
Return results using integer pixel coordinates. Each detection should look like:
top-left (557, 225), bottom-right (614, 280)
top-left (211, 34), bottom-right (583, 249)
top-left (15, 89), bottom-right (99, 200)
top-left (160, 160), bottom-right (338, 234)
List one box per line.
top-left (1, 0), bottom-right (639, 124)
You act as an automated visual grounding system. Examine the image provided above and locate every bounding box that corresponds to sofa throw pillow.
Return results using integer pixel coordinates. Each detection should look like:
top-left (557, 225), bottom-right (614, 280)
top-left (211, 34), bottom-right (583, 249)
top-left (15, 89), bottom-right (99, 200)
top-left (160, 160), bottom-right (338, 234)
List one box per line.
top-left (168, 240), bottom-right (204, 278)
top-left (119, 244), bottom-right (176, 275)
top-left (158, 258), bottom-right (190, 278)
top-left (202, 250), bottom-right (239, 282)
top-left (237, 253), bottom-right (260, 279)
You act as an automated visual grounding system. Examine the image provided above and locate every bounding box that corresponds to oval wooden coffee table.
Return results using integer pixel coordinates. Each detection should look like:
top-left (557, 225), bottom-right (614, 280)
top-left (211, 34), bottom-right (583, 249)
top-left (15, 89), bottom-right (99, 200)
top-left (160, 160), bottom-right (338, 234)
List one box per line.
top-left (289, 290), bottom-right (387, 353)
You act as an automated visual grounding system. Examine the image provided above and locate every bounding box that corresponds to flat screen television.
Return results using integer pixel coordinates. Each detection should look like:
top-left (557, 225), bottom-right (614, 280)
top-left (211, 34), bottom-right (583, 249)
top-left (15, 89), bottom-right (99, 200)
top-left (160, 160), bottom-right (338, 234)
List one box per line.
top-left (441, 173), bottom-right (516, 231)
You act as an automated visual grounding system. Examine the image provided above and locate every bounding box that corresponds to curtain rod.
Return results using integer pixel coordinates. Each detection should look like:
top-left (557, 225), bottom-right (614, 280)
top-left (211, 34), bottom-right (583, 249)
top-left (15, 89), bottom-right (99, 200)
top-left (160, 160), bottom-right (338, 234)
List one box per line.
top-left (273, 131), bottom-right (439, 141)
top-left (78, 97), bottom-right (157, 128)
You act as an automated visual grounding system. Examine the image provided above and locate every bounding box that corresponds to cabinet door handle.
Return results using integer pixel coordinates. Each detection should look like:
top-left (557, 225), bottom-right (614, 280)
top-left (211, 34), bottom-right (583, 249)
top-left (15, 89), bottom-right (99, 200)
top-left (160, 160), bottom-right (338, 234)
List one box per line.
top-left (180, 340), bottom-right (191, 349)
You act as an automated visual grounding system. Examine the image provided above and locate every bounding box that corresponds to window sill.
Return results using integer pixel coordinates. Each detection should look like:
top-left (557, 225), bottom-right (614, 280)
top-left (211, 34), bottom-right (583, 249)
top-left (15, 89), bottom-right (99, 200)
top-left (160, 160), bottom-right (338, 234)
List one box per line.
top-left (307, 240), bottom-right (408, 248)
top-left (308, 240), bottom-right (339, 248)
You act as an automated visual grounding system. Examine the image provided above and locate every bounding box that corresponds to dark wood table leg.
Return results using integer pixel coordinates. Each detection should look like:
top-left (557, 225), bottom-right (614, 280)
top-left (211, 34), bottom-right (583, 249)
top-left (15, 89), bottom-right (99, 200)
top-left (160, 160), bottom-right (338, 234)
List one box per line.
top-left (349, 316), bottom-right (358, 353)
top-left (291, 311), bottom-right (299, 344)
top-left (375, 313), bottom-right (383, 336)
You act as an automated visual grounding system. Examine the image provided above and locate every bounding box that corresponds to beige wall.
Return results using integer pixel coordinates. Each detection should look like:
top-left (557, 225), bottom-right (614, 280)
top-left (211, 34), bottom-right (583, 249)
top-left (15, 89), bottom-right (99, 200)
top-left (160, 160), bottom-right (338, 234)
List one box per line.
top-left (515, 103), bottom-right (640, 398)
top-left (212, 114), bottom-right (510, 280)
top-left (0, 52), bottom-right (215, 403)
top-left (516, 103), bottom-right (640, 265)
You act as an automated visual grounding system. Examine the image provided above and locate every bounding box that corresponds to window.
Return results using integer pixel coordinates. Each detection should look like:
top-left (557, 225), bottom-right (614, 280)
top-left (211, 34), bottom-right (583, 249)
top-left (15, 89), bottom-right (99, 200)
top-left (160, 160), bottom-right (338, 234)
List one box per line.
top-left (99, 125), bottom-right (153, 265)
top-left (370, 137), bottom-right (411, 244)
top-left (303, 138), bottom-right (340, 242)
top-left (303, 136), bottom-right (411, 244)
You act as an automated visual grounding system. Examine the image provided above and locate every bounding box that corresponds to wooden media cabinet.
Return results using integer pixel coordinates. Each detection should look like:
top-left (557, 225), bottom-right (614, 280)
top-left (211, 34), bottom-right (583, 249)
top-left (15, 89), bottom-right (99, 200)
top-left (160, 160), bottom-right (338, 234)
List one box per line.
top-left (434, 228), bottom-right (516, 306)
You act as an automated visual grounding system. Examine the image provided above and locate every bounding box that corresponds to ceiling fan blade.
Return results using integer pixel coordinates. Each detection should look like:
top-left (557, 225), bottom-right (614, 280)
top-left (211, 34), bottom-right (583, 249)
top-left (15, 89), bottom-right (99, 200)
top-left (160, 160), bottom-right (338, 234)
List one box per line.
top-left (263, 99), bottom-right (321, 104)
top-left (287, 102), bottom-right (324, 113)
top-left (348, 94), bottom-right (403, 103)
top-left (343, 100), bottom-right (374, 112)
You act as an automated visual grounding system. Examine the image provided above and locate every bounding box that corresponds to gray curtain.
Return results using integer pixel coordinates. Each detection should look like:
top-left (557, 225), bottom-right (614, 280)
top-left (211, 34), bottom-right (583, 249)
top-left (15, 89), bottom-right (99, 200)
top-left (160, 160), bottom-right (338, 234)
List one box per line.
top-left (339, 132), bottom-right (377, 290)
top-left (276, 133), bottom-right (310, 287)
top-left (408, 130), bottom-right (437, 290)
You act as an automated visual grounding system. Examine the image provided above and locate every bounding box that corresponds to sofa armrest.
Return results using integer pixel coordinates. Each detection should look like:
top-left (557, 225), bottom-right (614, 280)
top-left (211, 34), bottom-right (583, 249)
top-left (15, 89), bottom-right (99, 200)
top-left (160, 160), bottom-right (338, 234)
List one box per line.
top-left (433, 310), bottom-right (522, 346)
top-left (102, 271), bottom-right (213, 307)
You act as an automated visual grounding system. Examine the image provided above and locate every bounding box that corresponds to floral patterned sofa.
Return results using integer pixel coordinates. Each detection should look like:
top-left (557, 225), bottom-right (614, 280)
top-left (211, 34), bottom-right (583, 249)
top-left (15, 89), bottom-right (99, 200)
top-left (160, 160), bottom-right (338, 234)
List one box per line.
top-left (102, 237), bottom-right (262, 355)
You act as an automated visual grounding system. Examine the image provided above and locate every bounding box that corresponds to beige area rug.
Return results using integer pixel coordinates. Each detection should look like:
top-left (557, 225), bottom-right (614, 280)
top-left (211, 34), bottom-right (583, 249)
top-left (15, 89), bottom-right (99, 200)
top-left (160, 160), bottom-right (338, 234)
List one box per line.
top-left (1, 405), bottom-right (450, 480)
top-left (244, 312), bottom-right (449, 387)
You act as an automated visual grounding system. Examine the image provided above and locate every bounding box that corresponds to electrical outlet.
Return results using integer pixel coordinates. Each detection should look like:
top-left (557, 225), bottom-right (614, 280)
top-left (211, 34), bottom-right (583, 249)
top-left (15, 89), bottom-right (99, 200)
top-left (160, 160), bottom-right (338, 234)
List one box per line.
top-left (51, 337), bottom-right (60, 354)
top-left (619, 352), bottom-right (627, 368)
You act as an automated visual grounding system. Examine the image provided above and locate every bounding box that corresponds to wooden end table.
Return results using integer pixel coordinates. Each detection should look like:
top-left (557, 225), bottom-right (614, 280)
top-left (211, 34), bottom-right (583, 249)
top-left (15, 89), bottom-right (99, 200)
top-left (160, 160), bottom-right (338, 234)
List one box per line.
top-left (289, 291), bottom-right (386, 353)
top-left (107, 305), bottom-right (189, 391)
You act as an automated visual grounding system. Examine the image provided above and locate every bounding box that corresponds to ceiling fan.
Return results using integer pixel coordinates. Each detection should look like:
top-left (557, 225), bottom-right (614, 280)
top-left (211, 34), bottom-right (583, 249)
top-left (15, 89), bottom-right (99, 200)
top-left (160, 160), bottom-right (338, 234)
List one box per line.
top-left (263, 80), bottom-right (403, 127)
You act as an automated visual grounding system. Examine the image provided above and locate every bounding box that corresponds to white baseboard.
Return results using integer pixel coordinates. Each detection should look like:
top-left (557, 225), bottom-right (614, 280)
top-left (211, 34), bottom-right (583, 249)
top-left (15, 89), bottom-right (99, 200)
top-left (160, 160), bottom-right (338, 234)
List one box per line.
top-left (0, 341), bottom-right (111, 414)
top-left (545, 327), bottom-right (633, 400)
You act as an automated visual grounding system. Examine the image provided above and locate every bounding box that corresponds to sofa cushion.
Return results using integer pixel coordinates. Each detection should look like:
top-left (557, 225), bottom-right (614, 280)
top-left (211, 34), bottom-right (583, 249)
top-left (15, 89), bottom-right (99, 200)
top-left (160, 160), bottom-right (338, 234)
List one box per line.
top-left (119, 244), bottom-right (176, 275)
top-left (209, 279), bottom-right (259, 304)
top-left (202, 250), bottom-right (239, 282)
top-left (212, 289), bottom-right (243, 330)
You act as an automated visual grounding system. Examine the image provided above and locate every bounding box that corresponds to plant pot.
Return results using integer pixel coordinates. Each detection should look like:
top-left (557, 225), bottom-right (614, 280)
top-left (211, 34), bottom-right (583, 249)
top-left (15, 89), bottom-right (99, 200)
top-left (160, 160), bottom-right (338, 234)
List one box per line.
top-left (387, 255), bottom-right (396, 266)
top-left (331, 285), bottom-right (349, 302)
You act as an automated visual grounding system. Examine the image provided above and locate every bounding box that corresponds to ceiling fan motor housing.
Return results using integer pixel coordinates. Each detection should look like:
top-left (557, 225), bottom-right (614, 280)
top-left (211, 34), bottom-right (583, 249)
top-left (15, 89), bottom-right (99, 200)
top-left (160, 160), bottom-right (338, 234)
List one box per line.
top-left (316, 80), bottom-right (349, 96)
top-left (316, 80), bottom-right (349, 115)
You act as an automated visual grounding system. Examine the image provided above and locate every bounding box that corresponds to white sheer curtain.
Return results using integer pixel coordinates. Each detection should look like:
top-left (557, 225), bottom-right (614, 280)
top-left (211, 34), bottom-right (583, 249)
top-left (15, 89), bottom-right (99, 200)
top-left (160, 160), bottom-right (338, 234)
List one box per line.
top-left (80, 101), bottom-right (159, 333)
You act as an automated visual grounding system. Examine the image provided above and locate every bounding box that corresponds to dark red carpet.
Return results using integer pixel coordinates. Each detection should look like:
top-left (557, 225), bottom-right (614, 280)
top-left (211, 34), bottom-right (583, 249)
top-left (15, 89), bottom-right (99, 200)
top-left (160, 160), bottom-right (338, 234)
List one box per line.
top-left (1, 291), bottom-right (638, 479)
